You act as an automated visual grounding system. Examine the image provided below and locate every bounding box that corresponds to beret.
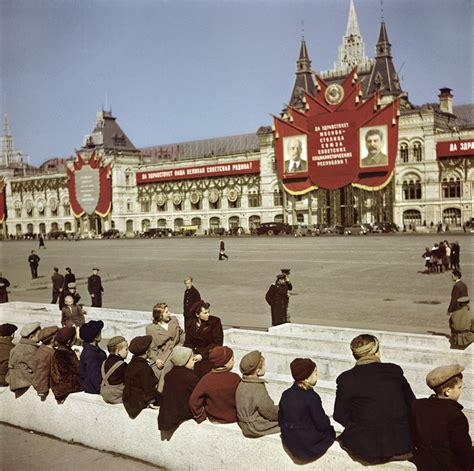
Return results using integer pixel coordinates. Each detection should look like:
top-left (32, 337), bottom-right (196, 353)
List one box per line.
top-left (67, 282), bottom-right (76, 288)
top-left (129, 335), bottom-right (152, 355)
top-left (457, 296), bottom-right (470, 303)
top-left (209, 346), bottom-right (233, 368)
top-left (79, 320), bottom-right (104, 343)
top-left (426, 364), bottom-right (465, 389)
top-left (170, 346), bottom-right (193, 367)
top-left (0, 323), bottom-right (17, 337)
top-left (107, 336), bottom-right (127, 350)
top-left (240, 350), bottom-right (263, 375)
top-left (20, 322), bottom-right (41, 338)
top-left (56, 327), bottom-right (76, 344)
top-left (38, 326), bottom-right (59, 343)
top-left (290, 358), bottom-right (316, 381)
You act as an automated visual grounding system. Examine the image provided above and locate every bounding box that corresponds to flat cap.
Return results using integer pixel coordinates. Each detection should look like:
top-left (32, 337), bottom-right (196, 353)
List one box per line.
top-left (20, 322), bottom-right (41, 338)
top-left (170, 346), bottom-right (193, 367)
top-left (92, 268), bottom-right (100, 271)
top-left (56, 327), bottom-right (76, 344)
top-left (79, 320), bottom-right (104, 343)
top-left (107, 336), bottom-right (127, 350)
top-left (290, 358), bottom-right (316, 381)
top-left (426, 364), bottom-right (465, 389)
top-left (67, 282), bottom-right (76, 288)
top-left (281, 268), bottom-right (291, 275)
top-left (240, 350), bottom-right (263, 375)
top-left (209, 346), bottom-right (233, 367)
top-left (129, 335), bottom-right (152, 355)
top-left (0, 323), bottom-right (17, 337)
top-left (457, 296), bottom-right (470, 303)
top-left (38, 326), bottom-right (59, 343)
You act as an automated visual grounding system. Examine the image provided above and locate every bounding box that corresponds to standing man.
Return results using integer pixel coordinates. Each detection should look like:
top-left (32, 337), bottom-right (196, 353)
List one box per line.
top-left (447, 270), bottom-right (468, 315)
top-left (63, 267), bottom-right (75, 290)
top-left (28, 250), bottom-right (40, 279)
top-left (0, 273), bottom-right (11, 303)
top-left (218, 239), bottom-right (229, 261)
top-left (88, 268), bottom-right (104, 307)
top-left (449, 296), bottom-right (473, 349)
top-left (51, 267), bottom-right (64, 304)
top-left (265, 274), bottom-right (290, 326)
top-left (38, 234), bottom-right (46, 250)
top-left (183, 277), bottom-right (201, 324)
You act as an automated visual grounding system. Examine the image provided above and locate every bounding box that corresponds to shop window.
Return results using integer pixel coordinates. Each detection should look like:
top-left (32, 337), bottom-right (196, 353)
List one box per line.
top-left (274, 214), bottom-right (284, 223)
top-left (442, 177), bottom-right (461, 198)
top-left (126, 220), bottom-right (134, 232)
top-left (249, 215), bottom-right (261, 231)
top-left (157, 218), bottom-right (167, 228)
top-left (191, 217), bottom-right (202, 228)
top-left (142, 219), bottom-right (151, 231)
top-left (174, 218), bottom-right (184, 230)
top-left (296, 213), bottom-right (304, 223)
top-left (65, 222), bottom-right (72, 231)
top-left (442, 208), bottom-right (461, 226)
top-left (403, 209), bottom-right (422, 227)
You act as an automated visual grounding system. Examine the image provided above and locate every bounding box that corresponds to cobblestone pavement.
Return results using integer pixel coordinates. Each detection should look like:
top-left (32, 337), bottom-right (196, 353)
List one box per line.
top-left (1, 233), bottom-right (472, 335)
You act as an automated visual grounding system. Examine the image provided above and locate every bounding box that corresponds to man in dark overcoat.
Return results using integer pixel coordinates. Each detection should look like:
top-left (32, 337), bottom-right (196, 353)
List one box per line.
top-left (28, 250), bottom-right (40, 279)
top-left (58, 283), bottom-right (81, 310)
top-left (333, 334), bottom-right (415, 463)
top-left (447, 270), bottom-right (469, 315)
top-left (0, 273), bottom-right (11, 303)
top-left (183, 277), bottom-right (201, 324)
top-left (63, 267), bottom-right (76, 290)
top-left (265, 274), bottom-right (289, 326)
top-left (51, 267), bottom-right (64, 304)
top-left (87, 268), bottom-right (104, 307)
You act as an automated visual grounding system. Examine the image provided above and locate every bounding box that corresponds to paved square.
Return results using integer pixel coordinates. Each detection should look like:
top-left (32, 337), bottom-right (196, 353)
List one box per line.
top-left (1, 234), bottom-right (472, 335)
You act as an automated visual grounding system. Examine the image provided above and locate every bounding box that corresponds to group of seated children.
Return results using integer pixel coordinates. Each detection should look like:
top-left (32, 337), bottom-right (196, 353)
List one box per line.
top-left (0, 318), bottom-right (472, 470)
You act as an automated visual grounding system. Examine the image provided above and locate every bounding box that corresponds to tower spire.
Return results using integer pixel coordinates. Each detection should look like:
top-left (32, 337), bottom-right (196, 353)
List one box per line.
top-left (288, 36), bottom-right (315, 110)
top-left (345, 0), bottom-right (361, 36)
top-left (1, 113), bottom-right (14, 167)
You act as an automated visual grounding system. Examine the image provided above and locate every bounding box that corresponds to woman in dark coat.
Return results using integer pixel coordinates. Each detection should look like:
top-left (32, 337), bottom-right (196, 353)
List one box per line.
top-left (279, 358), bottom-right (335, 461)
top-left (184, 300), bottom-right (223, 377)
top-left (333, 334), bottom-right (415, 463)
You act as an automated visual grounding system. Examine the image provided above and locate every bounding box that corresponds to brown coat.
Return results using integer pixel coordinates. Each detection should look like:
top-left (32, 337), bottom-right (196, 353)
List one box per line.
top-left (32, 344), bottom-right (55, 395)
top-left (448, 280), bottom-right (469, 313)
top-left (235, 376), bottom-right (280, 437)
top-left (7, 338), bottom-right (38, 391)
top-left (61, 305), bottom-right (86, 328)
top-left (146, 317), bottom-right (184, 391)
top-left (0, 337), bottom-right (15, 386)
top-left (449, 306), bottom-right (474, 347)
top-left (50, 345), bottom-right (82, 402)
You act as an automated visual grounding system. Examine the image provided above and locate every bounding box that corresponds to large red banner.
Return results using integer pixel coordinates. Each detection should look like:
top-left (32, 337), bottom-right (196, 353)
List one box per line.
top-left (136, 160), bottom-right (260, 184)
top-left (67, 152), bottom-right (112, 218)
top-left (437, 140), bottom-right (474, 158)
top-left (274, 68), bottom-right (400, 193)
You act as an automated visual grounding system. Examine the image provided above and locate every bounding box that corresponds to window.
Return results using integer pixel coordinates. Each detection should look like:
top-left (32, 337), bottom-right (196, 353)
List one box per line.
top-left (63, 204), bottom-right (71, 216)
top-left (127, 200), bottom-right (133, 212)
top-left (413, 142), bottom-right (423, 162)
top-left (442, 177), bottom-right (461, 198)
top-left (402, 177), bottom-right (422, 200)
top-left (400, 143), bottom-right (408, 163)
top-left (142, 219), bottom-right (151, 231)
top-left (27, 223), bottom-right (34, 234)
top-left (126, 220), bottom-right (134, 232)
top-left (125, 168), bottom-right (132, 186)
top-left (51, 222), bottom-right (59, 231)
top-left (249, 215), bottom-right (261, 231)
top-left (39, 223), bottom-right (46, 234)
top-left (274, 214), bottom-right (284, 223)
top-left (15, 208), bottom-right (21, 218)
top-left (229, 216), bottom-right (240, 229)
top-left (141, 200), bottom-right (150, 213)
top-left (296, 213), bottom-right (304, 223)
top-left (209, 217), bottom-right (220, 229)
top-left (157, 218), bottom-right (167, 228)
top-left (228, 198), bottom-right (240, 209)
top-left (191, 217), bottom-right (202, 228)
top-left (403, 210), bottom-right (422, 227)
top-left (273, 189), bottom-right (283, 206)
top-left (174, 218), bottom-right (184, 230)
top-left (443, 208), bottom-right (461, 226)
top-left (15, 224), bottom-right (22, 235)
top-left (248, 191), bottom-right (261, 208)
top-left (65, 222), bottom-right (72, 231)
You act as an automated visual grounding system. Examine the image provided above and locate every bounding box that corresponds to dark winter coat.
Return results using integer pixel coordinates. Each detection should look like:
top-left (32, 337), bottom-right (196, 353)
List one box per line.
top-left (32, 344), bottom-right (55, 395)
top-left (0, 277), bottom-right (11, 303)
top-left (51, 273), bottom-right (64, 291)
top-left (189, 369), bottom-right (241, 424)
top-left (158, 365), bottom-right (199, 431)
top-left (7, 338), bottom-right (39, 391)
top-left (28, 254), bottom-right (40, 266)
top-left (279, 383), bottom-right (336, 460)
top-left (50, 345), bottom-right (82, 402)
top-left (80, 342), bottom-right (107, 394)
top-left (103, 354), bottom-right (127, 385)
top-left (122, 356), bottom-right (159, 419)
top-left (265, 283), bottom-right (289, 326)
top-left (333, 361), bottom-right (415, 460)
top-left (88, 274), bottom-right (104, 307)
top-left (0, 337), bottom-right (15, 386)
top-left (183, 286), bottom-right (201, 321)
top-left (58, 289), bottom-right (81, 310)
top-left (449, 305), bottom-right (474, 347)
top-left (411, 395), bottom-right (474, 471)
top-left (184, 316), bottom-right (223, 377)
top-left (448, 280), bottom-right (469, 313)
top-left (63, 272), bottom-right (76, 290)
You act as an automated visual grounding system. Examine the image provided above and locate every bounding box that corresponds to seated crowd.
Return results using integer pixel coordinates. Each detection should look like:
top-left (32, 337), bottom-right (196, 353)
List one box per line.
top-left (0, 302), bottom-right (472, 470)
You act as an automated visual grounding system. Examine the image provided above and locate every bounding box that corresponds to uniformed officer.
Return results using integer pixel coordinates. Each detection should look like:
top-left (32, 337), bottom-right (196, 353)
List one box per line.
top-left (265, 274), bottom-right (290, 326)
top-left (88, 268), bottom-right (104, 307)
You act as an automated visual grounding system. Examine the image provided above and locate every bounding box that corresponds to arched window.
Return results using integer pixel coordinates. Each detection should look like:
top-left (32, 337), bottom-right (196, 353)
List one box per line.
top-left (126, 220), bottom-right (134, 233)
top-left (403, 210), bottom-right (422, 226)
top-left (442, 208), bottom-right (461, 226)
top-left (442, 176), bottom-right (461, 198)
top-left (402, 176), bottom-right (422, 200)
top-left (65, 222), bottom-right (72, 231)
top-left (157, 218), bottom-right (167, 228)
top-left (15, 224), bottom-right (22, 235)
top-left (413, 142), bottom-right (423, 162)
top-left (209, 217), bottom-right (220, 229)
top-left (142, 219), bottom-right (151, 231)
top-left (27, 223), bottom-right (34, 234)
top-left (274, 214), bottom-right (284, 223)
top-left (51, 222), bottom-right (59, 231)
top-left (174, 218), bottom-right (184, 230)
top-left (296, 213), bottom-right (304, 223)
top-left (39, 223), bottom-right (46, 234)
top-left (229, 216), bottom-right (240, 229)
top-left (191, 217), bottom-right (202, 228)
top-left (249, 215), bottom-right (261, 231)
top-left (399, 143), bottom-right (409, 163)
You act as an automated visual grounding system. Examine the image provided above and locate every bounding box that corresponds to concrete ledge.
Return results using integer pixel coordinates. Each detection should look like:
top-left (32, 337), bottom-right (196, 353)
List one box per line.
top-left (0, 387), bottom-right (415, 470)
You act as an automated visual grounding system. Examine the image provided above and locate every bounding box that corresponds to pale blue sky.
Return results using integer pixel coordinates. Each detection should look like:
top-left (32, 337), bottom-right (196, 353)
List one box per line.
top-left (1, 0), bottom-right (472, 165)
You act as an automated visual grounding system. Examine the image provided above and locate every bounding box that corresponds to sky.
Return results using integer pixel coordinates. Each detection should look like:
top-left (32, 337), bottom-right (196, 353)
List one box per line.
top-left (1, 0), bottom-right (472, 165)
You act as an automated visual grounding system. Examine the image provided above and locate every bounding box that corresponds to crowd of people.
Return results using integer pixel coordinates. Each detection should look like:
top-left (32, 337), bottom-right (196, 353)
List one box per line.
top-left (0, 301), bottom-right (472, 470)
top-left (421, 239), bottom-right (461, 273)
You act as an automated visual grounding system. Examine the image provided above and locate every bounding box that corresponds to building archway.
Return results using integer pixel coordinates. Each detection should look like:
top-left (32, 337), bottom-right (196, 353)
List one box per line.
top-left (191, 217), bottom-right (202, 228)
top-left (157, 218), bottom-right (167, 228)
top-left (274, 214), bottom-right (284, 223)
top-left (174, 218), bottom-right (184, 230)
top-left (126, 220), bottom-right (134, 233)
top-left (442, 208), bottom-right (461, 226)
top-left (142, 219), bottom-right (151, 232)
top-left (402, 209), bottom-right (421, 227)
top-left (249, 215), bottom-right (261, 231)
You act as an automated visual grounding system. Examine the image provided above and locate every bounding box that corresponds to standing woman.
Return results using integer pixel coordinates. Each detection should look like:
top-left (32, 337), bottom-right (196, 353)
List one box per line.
top-left (184, 300), bottom-right (223, 377)
top-left (146, 302), bottom-right (184, 392)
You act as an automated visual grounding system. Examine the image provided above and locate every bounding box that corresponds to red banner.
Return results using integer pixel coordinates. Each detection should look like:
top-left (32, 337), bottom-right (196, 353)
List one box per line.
top-left (67, 152), bottom-right (112, 218)
top-left (0, 177), bottom-right (5, 224)
top-left (437, 140), bottom-right (474, 158)
top-left (136, 160), bottom-right (260, 184)
top-left (274, 68), bottom-right (400, 193)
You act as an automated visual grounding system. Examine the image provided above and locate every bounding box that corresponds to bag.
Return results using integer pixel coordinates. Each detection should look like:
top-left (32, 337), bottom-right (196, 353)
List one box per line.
top-left (100, 360), bottom-right (125, 404)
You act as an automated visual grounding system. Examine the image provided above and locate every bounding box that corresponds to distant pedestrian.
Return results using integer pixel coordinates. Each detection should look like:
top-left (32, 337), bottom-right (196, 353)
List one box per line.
top-left (218, 239), bottom-right (228, 260)
top-left (265, 274), bottom-right (290, 326)
top-left (183, 276), bottom-right (201, 324)
top-left (38, 234), bottom-right (46, 249)
top-left (447, 270), bottom-right (468, 315)
top-left (0, 272), bottom-right (11, 303)
top-left (28, 250), bottom-right (40, 279)
top-left (450, 240), bottom-right (461, 270)
top-left (63, 267), bottom-right (76, 290)
top-left (51, 267), bottom-right (64, 304)
top-left (88, 268), bottom-right (104, 307)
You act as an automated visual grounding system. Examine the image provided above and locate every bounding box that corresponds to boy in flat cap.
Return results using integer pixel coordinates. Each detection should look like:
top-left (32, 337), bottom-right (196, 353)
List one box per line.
top-left (61, 295), bottom-right (86, 328)
top-left (410, 364), bottom-right (474, 471)
top-left (333, 334), bottom-right (415, 464)
top-left (265, 274), bottom-right (290, 326)
top-left (235, 350), bottom-right (280, 437)
top-left (158, 346), bottom-right (200, 432)
top-left (279, 358), bottom-right (335, 461)
top-left (79, 320), bottom-right (106, 394)
top-left (50, 327), bottom-right (82, 404)
top-left (449, 296), bottom-right (474, 349)
top-left (32, 326), bottom-right (59, 401)
top-left (7, 322), bottom-right (41, 397)
top-left (88, 268), bottom-right (104, 307)
top-left (123, 335), bottom-right (161, 419)
top-left (0, 323), bottom-right (17, 386)
top-left (100, 336), bottom-right (129, 404)
top-left (189, 346), bottom-right (240, 424)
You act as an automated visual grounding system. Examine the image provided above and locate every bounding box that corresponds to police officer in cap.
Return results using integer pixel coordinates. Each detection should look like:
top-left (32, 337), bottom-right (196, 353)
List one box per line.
top-left (281, 268), bottom-right (293, 292)
top-left (265, 273), bottom-right (290, 326)
top-left (88, 268), bottom-right (104, 307)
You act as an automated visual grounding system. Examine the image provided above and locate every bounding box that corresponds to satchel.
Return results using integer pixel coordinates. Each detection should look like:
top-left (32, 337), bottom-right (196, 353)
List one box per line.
top-left (100, 360), bottom-right (125, 404)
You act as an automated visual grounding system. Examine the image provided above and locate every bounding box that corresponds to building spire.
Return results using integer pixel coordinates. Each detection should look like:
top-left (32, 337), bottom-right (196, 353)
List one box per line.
top-left (345, 0), bottom-right (361, 36)
top-left (376, 18), bottom-right (391, 57)
top-left (1, 113), bottom-right (14, 167)
top-left (288, 36), bottom-right (315, 110)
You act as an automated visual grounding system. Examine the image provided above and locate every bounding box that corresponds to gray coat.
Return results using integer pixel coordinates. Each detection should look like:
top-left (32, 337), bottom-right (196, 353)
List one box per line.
top-left (235, 375), bottom-right (280, 437)
top-left (7, 338), bottom-right (39, 391)
top-left (449, 306), bottom-right (474, 347)
top-left (146, 317), bottom-right (184, 392)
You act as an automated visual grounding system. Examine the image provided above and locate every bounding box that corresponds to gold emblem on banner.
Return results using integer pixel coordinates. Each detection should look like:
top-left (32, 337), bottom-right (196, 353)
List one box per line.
top-left (227, 188), bottom-right (239, 203)
top-left (325, 84), bottom-right (344, 105)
